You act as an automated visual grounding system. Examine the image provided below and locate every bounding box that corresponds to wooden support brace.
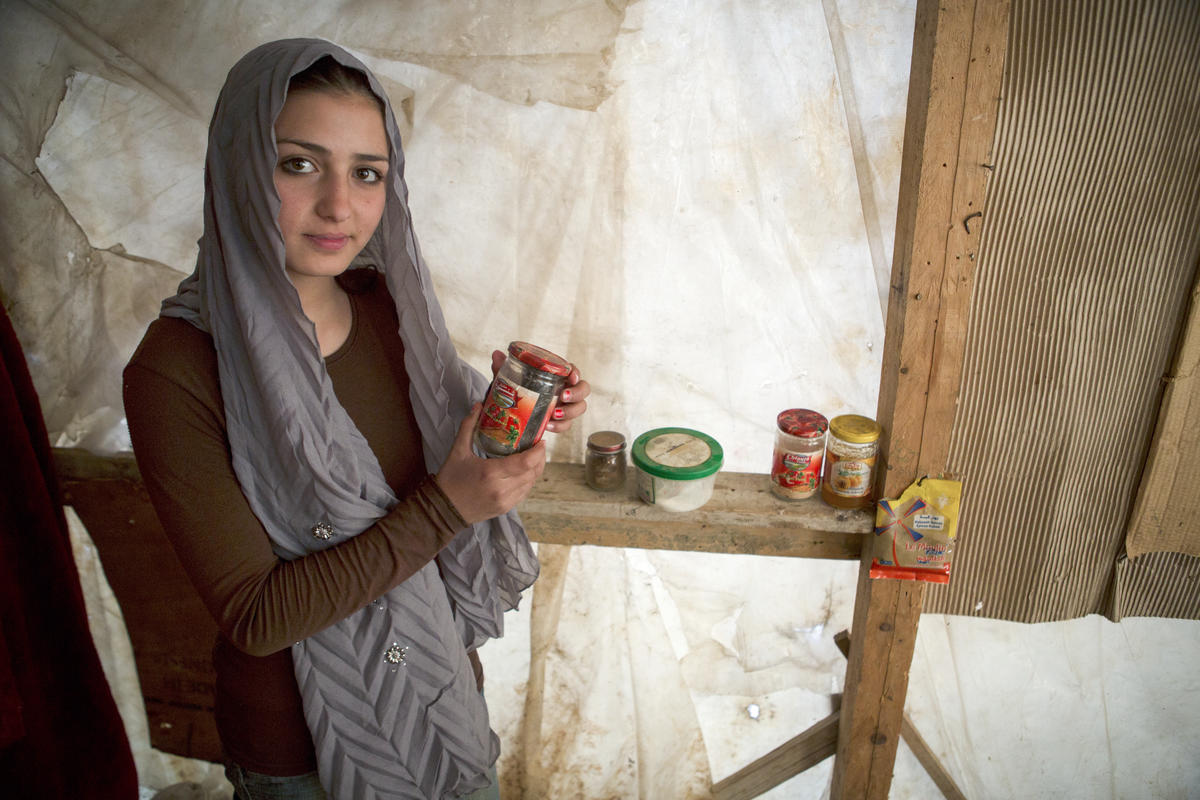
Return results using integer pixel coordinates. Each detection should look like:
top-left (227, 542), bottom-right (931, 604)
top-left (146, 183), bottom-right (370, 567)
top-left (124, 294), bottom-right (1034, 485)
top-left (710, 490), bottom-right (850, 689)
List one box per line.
top-left (710, 709), bottom-right (840, 800)
top-left (830, 0), bottom-right (1010, 798)
top-left (833, 631), bottom-right (967, 800)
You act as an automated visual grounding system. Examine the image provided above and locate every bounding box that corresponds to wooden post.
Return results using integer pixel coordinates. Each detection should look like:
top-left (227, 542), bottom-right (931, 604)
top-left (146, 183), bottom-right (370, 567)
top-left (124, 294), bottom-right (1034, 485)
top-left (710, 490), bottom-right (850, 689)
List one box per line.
top-left (830, 0), bottom-right (1010, 797)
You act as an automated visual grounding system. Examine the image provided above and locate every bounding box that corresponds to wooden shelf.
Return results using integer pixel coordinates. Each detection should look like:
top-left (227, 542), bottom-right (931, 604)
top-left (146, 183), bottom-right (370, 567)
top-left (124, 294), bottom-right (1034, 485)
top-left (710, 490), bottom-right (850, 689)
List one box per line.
top-left (519, 462), bottom-right (871, 560)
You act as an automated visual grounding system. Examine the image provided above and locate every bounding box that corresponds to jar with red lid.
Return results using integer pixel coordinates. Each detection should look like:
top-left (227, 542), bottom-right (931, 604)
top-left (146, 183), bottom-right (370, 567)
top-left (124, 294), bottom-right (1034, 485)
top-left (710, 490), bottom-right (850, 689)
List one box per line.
top-left (770, 408), bottom-right (829, 500)
top-left (474, 341), bottom-right (571, 457)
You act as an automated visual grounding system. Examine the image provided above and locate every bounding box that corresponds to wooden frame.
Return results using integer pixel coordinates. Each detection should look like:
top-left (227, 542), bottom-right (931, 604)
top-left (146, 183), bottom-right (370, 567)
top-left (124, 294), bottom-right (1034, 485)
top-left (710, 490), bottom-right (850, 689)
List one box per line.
top-left (833, 1), bottom-right (1010, 796)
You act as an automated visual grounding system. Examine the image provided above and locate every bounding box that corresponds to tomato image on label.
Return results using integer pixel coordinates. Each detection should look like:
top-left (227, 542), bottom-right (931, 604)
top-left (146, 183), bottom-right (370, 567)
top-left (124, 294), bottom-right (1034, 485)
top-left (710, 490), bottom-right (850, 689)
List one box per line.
top-left (478, 377), bottom-right (539, 449)
top-left (772, 450), bottom-right (822, 491)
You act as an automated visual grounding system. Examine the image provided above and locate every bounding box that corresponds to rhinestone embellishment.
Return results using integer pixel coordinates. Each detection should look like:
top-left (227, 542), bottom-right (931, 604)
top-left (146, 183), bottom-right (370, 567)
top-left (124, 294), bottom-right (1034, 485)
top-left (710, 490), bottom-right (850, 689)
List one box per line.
top-left (384, 642), bottom-right (408, 666)
top-left (311, 521), bottom-right (335, 540)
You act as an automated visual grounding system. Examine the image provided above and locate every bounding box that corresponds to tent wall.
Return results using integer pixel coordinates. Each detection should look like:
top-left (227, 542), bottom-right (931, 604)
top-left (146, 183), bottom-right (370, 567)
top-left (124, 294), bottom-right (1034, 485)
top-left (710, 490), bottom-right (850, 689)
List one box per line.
top-left (924, 0), bottom-right (1200, 622)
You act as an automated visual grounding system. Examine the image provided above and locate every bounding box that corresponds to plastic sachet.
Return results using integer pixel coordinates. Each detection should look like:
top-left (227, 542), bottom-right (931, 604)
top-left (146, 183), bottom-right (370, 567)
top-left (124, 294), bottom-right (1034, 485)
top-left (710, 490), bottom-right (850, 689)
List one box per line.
top-left (869, 476), bottom-right (962, 583)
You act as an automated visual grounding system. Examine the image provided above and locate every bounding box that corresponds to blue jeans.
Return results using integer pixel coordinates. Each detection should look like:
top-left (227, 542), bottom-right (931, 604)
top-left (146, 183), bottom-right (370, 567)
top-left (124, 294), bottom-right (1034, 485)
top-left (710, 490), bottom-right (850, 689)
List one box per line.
top-left (226, 762), bottom-right (500, 799)
top-left (225, 764), bottom-right (326, 800)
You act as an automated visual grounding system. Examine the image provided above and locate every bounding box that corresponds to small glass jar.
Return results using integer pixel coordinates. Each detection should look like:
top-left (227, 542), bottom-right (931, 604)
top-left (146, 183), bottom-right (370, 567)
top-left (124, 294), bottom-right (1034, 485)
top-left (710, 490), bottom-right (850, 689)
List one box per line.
top-left (770, 409), bottom-right (828, 500)
top-left (585, 431), bottom-right (627, 491)
top-left (820, 414), bottom-right (881, 509)
top-left (474, 341), bottom-right (571, 457)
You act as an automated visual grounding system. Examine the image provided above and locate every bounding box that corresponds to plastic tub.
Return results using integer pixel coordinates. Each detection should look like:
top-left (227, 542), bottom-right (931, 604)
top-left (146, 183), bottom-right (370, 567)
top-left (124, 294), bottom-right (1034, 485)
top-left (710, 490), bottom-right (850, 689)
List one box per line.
top-left (631, 427), bottom-right (724, 512)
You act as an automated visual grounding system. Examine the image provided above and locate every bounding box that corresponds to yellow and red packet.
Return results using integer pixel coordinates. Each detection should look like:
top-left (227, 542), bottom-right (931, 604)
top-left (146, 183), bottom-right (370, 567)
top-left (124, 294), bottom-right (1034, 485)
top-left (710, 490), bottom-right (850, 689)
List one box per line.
top-left (869, 476), bottom-right (962, 583)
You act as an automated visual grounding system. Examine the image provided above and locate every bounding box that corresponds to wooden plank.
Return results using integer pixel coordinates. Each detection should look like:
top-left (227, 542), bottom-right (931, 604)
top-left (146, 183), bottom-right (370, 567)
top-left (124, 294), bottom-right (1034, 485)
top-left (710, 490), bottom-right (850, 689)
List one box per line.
top-left (899, 716), bottom-right (968, 800)
top-left (711, 711), bottom-right (840, 800)
top-left (919, 0), bottom-right (1011, 475)
top-left (53, 452), bottom-right (872, 560)
top-left (52, 446), bottom-right (140, 481)
top-left (834, 632), bottom-right (967, 800)
top-left (831, 1), bottom-right (1011, 798)
top-left (521, 463), bottom-right (871, 559)
top-left (57, 462), bottom-right (222, 762)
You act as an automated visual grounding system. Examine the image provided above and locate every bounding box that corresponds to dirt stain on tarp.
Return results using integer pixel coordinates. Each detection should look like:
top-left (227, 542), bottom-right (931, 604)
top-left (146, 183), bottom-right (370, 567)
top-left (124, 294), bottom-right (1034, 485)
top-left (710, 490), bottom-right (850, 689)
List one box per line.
top-left (358, 0), bottom-right (631, 111)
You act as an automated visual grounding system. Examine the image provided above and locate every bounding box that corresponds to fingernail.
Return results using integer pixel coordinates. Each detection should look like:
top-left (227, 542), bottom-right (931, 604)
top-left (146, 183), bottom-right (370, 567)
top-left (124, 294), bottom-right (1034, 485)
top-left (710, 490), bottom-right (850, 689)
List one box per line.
top-left (562, 389), bottom-right (572, 402)
top-left (553, 408), bottom-right (564, 420)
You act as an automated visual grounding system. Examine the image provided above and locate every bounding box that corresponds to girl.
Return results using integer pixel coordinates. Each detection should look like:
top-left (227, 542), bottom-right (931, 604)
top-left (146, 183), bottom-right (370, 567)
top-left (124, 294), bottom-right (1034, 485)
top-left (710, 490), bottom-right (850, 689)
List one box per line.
top-left (124, 38), bottom-right (588, 800)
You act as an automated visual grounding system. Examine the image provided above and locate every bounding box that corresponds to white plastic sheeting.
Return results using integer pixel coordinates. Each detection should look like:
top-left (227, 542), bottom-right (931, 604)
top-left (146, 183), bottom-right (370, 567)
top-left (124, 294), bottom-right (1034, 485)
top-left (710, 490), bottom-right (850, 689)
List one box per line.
top-left (3, 0), bottom-right (1198, 797)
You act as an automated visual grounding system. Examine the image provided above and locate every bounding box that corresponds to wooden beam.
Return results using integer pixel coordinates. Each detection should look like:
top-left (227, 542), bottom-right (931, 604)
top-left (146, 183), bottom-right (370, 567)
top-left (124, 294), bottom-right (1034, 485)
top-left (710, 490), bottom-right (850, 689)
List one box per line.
top-left (833, 632), bottom-right (967, 800)
top-left (711, 710), bottom-right (840, 800)
top-left (54, 449), bottom-right (222, 762)
top-left (520, 462), bottom-right (871, 559)
top-left (53, 451), bottom-right (872, 560)
top-left (831, 1), bottom-right (1010, 798)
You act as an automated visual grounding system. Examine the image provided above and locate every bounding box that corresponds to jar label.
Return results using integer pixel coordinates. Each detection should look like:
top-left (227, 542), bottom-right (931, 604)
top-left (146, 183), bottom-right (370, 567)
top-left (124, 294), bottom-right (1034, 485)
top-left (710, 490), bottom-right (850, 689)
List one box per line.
top-left (825, 452), bottom-right (875, 497)
top-left (478, 376), bottom-right (554, 450)
top-left (771, 448), bottom-right (823, 496)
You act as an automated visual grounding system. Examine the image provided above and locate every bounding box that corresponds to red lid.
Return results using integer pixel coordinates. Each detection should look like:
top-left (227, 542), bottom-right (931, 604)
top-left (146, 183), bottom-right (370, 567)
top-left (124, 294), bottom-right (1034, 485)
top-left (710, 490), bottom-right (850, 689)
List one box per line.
top-left (776, 408), bottom-right (828, 438)
top-left (509, 341), bottom-right (571, 376)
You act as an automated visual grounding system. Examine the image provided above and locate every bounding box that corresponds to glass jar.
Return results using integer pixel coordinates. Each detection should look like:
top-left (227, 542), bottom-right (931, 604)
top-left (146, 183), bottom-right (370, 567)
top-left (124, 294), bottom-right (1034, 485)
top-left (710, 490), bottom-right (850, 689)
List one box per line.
top-left (474, 341), bottom-right (571, 457)
top-left (820, 414), bottom-right (881, 509)
top-left (770, 408), bottom-right (828, 500)
top-left (585, 431), bottom-right (627, 491)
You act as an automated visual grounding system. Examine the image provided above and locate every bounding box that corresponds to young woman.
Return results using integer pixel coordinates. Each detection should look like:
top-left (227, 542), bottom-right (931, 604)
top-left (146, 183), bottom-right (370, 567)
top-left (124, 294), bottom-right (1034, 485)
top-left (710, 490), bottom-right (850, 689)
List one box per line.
top-left (124, 38), bottom-right (588, 800)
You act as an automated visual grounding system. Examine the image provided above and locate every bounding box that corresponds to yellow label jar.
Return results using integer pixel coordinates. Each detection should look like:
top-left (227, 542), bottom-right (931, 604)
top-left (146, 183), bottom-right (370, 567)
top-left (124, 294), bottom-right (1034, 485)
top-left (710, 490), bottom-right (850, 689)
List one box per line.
top-left (820, 414), bottom-right (881, 510)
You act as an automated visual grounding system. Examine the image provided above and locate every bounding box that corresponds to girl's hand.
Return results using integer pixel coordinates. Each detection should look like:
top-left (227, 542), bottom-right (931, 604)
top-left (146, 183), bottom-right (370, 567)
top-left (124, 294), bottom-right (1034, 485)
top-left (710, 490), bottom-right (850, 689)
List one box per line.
top-left (547, 362), bottom-right (589, 433)
top-left (488, 349), bottom-right (590, 434)
top-left (435, 403), bottom-right (545, 525)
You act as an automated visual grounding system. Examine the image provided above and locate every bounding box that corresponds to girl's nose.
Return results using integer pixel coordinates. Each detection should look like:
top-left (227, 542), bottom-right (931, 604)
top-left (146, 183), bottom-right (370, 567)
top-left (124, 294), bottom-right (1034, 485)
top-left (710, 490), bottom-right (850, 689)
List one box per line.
top-left (315, 176), bottom-right (351, 221)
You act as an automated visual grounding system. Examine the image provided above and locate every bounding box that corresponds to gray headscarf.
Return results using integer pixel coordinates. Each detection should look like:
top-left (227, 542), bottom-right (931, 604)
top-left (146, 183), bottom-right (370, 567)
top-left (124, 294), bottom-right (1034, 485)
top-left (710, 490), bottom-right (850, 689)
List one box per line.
top-left (161, 38), bottom-right (538, 798)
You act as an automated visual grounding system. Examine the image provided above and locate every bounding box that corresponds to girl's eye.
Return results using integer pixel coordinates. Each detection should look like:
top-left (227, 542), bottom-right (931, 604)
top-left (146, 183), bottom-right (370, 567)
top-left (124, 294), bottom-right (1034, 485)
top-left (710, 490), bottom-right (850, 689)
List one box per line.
top-left (280, 157), bottom-right (315, 174)
top-left (355, 166), bottom-right (384, 183)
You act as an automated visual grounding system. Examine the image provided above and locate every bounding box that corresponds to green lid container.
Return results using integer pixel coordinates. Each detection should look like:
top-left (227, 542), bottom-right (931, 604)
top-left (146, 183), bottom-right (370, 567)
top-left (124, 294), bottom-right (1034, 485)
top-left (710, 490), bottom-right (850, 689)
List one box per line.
top-left (631, 427), bottom-right (724, 480)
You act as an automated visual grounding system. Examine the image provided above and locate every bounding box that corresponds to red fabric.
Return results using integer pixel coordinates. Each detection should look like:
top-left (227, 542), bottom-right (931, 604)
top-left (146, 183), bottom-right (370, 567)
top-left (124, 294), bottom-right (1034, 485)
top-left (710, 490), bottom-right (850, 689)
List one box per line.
top-left (0, 304), bottom-right (138, 799)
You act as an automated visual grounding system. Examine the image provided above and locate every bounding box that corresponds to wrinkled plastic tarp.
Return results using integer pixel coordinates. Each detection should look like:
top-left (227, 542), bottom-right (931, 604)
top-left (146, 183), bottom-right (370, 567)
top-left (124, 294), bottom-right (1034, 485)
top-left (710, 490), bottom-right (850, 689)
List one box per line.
top-left (4, 1), bottom-right (1198, 798)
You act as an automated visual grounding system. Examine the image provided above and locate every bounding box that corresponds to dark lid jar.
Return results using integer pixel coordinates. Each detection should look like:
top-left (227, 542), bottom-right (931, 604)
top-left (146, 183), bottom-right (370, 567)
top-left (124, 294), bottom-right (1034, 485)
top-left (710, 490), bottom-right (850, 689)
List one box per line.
top-left (585, 430), bottom-right (627, 491)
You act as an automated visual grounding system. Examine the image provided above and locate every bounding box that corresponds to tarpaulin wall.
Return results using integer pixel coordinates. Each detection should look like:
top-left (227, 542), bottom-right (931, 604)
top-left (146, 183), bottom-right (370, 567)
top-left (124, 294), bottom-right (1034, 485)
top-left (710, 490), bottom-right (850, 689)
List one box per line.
top-left (2, 1), bottom-right (1199, 798)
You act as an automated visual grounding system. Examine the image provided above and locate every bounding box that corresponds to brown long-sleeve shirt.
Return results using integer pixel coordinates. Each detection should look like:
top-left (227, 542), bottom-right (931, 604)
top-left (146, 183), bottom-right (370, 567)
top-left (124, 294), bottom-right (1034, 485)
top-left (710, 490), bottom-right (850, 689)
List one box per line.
top-left (123, 270), bottom-right (472, 775)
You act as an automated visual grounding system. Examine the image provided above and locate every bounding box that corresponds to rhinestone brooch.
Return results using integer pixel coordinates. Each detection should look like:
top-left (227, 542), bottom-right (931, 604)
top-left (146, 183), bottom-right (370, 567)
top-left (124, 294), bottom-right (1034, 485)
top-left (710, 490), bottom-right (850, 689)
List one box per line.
top-left (384, 642), bottom-right (408, 666)
top-left (311, 522), bottom-right (335, 540)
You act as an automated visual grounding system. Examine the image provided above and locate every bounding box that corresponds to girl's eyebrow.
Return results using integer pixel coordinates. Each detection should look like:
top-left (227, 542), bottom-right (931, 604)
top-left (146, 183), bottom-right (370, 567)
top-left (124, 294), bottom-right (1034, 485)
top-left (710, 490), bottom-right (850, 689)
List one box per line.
top-left (277, 137), bottom-right (388, 163)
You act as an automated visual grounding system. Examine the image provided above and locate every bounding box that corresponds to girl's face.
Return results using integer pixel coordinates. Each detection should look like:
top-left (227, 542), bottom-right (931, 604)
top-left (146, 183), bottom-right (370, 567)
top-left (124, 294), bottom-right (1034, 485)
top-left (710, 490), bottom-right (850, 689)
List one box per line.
top-left (273, 89), bottom-right (389, 285)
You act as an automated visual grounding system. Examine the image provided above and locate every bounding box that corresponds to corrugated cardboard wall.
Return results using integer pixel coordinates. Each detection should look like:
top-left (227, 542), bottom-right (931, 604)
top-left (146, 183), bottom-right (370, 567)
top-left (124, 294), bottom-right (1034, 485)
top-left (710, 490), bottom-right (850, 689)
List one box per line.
top-left (1124, 275), bottom-right (1200, 560)
top-left (924, 0), bottom-right (1200, 622)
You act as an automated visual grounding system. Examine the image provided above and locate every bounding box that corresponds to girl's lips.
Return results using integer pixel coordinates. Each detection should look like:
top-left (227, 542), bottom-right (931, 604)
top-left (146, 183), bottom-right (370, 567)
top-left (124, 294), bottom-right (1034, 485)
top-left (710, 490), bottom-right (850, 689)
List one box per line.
top-left (305, 233), bottom-right (350, 251)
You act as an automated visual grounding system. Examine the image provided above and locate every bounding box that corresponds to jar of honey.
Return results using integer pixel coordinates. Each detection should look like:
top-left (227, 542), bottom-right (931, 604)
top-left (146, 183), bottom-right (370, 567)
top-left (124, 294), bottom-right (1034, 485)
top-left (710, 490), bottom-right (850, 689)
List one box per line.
top-left (820, 414), bottom-right (881, 509)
